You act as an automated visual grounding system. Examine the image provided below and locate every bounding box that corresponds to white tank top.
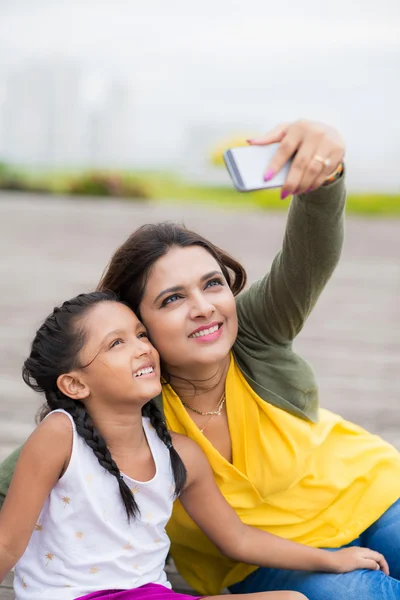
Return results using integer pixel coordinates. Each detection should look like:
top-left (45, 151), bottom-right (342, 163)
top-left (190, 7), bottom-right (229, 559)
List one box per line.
top-left (14, 410), bottom-right (175, 600)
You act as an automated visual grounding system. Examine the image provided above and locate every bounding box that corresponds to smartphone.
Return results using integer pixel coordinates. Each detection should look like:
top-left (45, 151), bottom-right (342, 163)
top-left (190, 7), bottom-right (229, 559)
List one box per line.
top-left (223, 143), bottom-right (292, 192)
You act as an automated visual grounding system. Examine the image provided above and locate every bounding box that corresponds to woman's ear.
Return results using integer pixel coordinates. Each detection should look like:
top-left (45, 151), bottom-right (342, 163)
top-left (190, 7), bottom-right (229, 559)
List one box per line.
top-left (57, 372), bottom-right (90, 401)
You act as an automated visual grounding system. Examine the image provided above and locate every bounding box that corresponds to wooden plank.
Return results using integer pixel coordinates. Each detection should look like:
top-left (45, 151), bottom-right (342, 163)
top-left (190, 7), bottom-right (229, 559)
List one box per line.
top-left (0, 573), bottom-right (14, 600)
top-left (0, 569), bottom-right (210, 598)
top-left (0, 588), bottom-right (14, 600)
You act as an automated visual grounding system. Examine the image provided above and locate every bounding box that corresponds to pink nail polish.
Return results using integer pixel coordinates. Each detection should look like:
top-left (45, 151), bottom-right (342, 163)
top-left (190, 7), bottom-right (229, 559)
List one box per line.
top-left (280, 190), bottom-right (289, 200)
top-left (305, 187), bottom-right (313, 193)
top-left (246, 139), bottom-right (254, 144)
top-left (264, 169), bottom-right (274, 182)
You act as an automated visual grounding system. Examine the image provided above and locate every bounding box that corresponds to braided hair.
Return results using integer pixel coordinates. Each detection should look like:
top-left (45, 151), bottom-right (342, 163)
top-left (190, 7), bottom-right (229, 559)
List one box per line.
top-left (22, 291), bottom-right (186, 521)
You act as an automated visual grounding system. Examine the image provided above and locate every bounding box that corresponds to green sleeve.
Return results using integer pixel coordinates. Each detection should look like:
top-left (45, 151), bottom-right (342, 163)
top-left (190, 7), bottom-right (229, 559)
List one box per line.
top-left (0, 446), bottom-right (23, 509)
top-left (236, 173), bottom-right (346, 345)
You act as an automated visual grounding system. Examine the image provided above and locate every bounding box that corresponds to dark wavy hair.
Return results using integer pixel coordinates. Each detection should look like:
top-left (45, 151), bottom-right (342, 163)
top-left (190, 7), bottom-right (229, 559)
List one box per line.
top-left (97, 222), bottom-right (247, 318)
top-left (22, 291), bottom-right (186, 521)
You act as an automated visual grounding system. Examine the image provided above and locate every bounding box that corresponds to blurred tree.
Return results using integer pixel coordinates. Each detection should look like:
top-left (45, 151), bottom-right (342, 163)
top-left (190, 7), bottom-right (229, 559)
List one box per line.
top-left (209, 136), bottom-right (249, 166)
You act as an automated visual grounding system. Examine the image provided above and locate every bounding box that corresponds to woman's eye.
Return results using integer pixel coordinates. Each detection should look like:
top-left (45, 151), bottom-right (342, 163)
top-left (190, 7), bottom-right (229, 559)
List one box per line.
top-left (205, 278), bottom-right (224, 289)
top-left (110, 338), bottom-right (124, 349)
top-left (161, 294), bottom-right (182, 307)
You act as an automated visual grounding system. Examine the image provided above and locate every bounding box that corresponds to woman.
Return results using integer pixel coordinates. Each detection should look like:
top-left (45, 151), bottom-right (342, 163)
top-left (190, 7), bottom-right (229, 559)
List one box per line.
top-left (1, 120), bottom-right (400, 599)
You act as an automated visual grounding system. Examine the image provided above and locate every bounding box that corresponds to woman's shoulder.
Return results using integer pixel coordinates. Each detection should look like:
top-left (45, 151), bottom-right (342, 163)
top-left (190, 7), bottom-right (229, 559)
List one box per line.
top-left (232, 339), bottom-right (319, 423)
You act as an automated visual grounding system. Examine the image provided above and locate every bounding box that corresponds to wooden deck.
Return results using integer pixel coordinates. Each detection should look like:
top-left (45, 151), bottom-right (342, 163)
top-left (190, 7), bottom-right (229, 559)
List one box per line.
top-left (0, 573), bottom-right (13, 600)
top-left (1, 191), bottom-right (399, 598)
top-left (0, 568), bottom-right (201, 598)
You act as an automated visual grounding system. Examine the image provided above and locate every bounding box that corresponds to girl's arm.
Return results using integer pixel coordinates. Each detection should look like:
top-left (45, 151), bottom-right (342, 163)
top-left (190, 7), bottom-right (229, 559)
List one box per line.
top-left (0, 413), bottom-right (72, 582)
top-left (174, 434), bottom-right (389, 575)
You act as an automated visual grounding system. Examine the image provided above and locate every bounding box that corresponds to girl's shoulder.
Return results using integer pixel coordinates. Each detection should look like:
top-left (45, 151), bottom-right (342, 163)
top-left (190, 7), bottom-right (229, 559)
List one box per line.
top-left (34, 411), bottom-right (74, 475)
top-left (170, 430), bottom-right (199, 455)
top-left (170, 431), bottom-right (208, 478)
top-left (38, 410), bottom-right (74, 438)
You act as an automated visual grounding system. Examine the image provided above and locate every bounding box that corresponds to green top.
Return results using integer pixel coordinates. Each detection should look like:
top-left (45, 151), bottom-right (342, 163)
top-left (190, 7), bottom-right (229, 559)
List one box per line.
top-left (0, 174), bottom-right (346, 508)
top-left (234, 174), bottom-right (345, 422)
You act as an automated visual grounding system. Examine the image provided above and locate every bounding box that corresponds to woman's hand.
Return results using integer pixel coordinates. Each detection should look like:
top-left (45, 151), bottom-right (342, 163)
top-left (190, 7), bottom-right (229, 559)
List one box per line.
top-left (327, 546), bottom-right (390, 575)
top-left (248, 120), bottom-right (345, 199)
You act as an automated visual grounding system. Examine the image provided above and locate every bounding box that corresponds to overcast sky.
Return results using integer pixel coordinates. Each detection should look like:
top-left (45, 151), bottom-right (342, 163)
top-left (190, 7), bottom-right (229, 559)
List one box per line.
top-left (1, 0), bottom-right (399, 65)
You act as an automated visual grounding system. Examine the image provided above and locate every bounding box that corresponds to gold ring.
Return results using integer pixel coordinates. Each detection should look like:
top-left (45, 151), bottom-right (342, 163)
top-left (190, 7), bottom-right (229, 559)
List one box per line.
top-left (313, 155), bottom-right (332, 168)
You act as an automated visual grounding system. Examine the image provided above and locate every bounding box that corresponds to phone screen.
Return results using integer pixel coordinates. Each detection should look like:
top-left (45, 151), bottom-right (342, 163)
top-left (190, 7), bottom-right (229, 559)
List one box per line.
top-left (224, 144), bottom-right (291, 192)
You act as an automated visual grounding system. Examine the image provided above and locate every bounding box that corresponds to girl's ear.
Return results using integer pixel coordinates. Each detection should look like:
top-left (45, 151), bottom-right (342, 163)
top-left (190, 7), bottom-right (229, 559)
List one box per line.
top-left (57, 372), bottom-right (90, 401)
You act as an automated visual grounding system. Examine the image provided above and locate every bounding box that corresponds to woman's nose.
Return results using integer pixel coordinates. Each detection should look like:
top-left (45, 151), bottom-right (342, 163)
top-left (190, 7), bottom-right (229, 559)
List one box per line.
top-left (189, 292), bottom-right (215, 319)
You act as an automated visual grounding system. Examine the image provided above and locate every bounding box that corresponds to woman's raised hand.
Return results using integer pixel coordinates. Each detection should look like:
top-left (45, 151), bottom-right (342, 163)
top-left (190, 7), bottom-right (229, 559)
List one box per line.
top-left (248, 119), bottom-right (345, 199)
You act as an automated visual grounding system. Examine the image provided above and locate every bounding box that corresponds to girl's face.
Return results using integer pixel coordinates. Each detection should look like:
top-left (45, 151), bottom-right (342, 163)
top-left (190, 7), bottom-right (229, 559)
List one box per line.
top-left (75, 302), bottom-right (161, 406)
top-left (139, 246), bottom-right (238, 374)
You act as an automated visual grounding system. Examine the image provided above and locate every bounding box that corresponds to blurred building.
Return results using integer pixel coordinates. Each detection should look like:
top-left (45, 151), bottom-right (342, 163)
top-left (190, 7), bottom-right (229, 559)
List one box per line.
top-left (0, 58), bottom-right (135, 169)
top-left (86, 80), bottom-right (136, 168)
top-left (2, 59), bottom-right (84, 166)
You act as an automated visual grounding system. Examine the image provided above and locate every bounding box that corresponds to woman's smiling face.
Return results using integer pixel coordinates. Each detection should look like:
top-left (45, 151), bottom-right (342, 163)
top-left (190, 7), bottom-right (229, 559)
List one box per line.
top-left (139, 245), bottom-right (238, 374)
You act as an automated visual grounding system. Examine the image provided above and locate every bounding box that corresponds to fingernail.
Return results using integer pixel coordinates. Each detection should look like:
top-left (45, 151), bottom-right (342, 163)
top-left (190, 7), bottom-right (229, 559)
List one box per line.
top-left (264, 169), bottom-right (274, 182)
top-left (294, 188), bottom-right (299, 195)
top-left (305, 187), bottom-right (313, 193)
top-left (280, 190), bottom-right (289, 200)
top-left (246, 139), bottom-right (254, 144)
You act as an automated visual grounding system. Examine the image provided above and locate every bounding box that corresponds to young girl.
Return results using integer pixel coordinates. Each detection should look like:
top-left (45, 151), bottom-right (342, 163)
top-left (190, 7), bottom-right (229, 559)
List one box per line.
top-left (0, 291), bottom-right (387, 600)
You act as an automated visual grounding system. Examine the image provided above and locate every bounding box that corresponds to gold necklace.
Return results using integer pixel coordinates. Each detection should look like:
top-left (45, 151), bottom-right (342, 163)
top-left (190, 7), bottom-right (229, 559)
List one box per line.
top-left (182, 392), bottom-right (226, 416)
top-left (199, 394), bottom-right (226, 434)
top-left (200, 413), bottom-right (215, 434)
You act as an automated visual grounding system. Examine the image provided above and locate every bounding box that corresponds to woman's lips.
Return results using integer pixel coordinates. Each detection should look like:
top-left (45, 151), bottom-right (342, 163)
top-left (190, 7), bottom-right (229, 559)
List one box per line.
top-left (188, 323), bottom-right (223, 343)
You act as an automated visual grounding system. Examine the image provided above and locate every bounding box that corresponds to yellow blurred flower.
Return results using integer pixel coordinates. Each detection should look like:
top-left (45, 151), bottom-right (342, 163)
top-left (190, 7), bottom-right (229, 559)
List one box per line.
top-left (210, 136), bottom-right (250, 166)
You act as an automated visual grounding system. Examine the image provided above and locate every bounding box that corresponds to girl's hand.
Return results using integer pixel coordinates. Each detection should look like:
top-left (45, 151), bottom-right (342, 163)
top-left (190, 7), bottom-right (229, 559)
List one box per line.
top-left (328, 546), bottom-right (389, 575)
top-left (175, 435), bottom-right (390, 578)
top-left (248, 120), bottom-right (345, 199)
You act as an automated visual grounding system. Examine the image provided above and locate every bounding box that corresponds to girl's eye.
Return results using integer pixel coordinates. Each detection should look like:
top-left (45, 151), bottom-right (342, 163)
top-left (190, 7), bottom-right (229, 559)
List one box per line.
top-left (161, 293), bottom-right (182, 307)
top-left (205, 278), bottom-right (224, 289)
top-left (110, 338), bottom-right (124, 349)
top-left (138, 331), bottom-right (148, 339)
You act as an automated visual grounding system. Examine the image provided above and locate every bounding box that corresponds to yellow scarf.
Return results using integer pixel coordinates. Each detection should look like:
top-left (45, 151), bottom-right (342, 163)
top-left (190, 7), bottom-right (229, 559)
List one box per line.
top-left (163, 355), bottom-right (400, 595)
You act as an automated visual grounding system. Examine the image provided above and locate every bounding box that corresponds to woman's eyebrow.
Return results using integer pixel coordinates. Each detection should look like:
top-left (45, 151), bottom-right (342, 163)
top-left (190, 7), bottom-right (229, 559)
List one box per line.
top-left (200, 270), bottom-right (223, 282)
top-left (153, 271), bottom-right (224, 305)
top-left (153, 285), bottom-right (183, 305)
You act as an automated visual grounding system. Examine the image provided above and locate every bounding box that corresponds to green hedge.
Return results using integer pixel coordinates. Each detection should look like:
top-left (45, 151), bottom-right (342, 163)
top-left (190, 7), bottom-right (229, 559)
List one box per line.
top-left (0, 165), bottom-right (149, 200)
top-left (0, 165), bottom-right (399, 216)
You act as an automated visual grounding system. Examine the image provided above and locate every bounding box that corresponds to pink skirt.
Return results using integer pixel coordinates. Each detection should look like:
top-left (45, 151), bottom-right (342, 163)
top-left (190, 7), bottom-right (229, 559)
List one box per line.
top-left (76, 583), bottom-right (203, 600)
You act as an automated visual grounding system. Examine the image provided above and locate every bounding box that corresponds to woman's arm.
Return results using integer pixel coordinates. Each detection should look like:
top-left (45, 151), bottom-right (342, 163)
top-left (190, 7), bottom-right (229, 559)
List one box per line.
top-left (0, 413), bottom-right (71, 582)
top-left (0, 447), bottom-right (23, 511)
top-left (174, 433), bottom-right (389, 575)
top-left (237, 120), bottom-right (346, 345)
